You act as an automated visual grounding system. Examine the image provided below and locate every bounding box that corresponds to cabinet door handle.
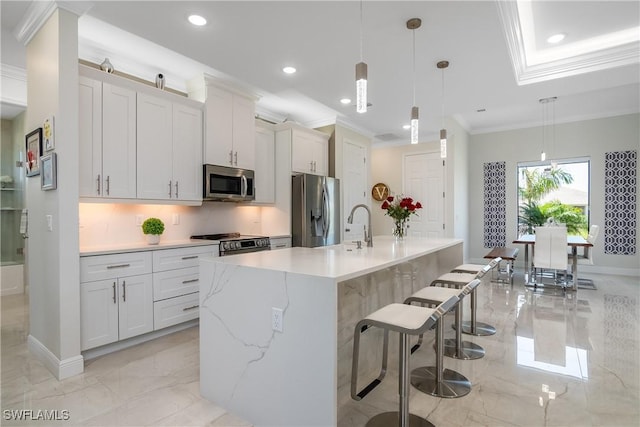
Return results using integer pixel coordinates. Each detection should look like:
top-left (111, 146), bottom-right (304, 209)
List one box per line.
top-left (229, 150), bottom-right (233, 165)
top-left (106, 176), bottom-right (110, 195)
top-left (112, 282), bottom-right (116, 304)
top-left (234, 151), bottom-right (238, 166)
top-left (97, 174), bottom-right (101, 195)
top-left (310, 161), bottom-right (314, 171)
top-left (122, 281), bottom-right (126, 302)
top-left (168, 180), bottom-right (172, 198)
top-left (175, 181), bottom-right (179, 198)
top-left (106, 263), bottom-right (130, 269)
top-left (182, 305), bottom-right (199, 312)
top-left (275, 244), bottom-right (286, 248)
top-left (181, 255), bottom-right (198, 260)
top-left (182, 278), bottom-right (199, 284)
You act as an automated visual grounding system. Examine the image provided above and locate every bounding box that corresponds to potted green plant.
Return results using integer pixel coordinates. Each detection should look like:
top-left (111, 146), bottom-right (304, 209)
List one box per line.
top-left (141, 217), bottom-right (165, 245)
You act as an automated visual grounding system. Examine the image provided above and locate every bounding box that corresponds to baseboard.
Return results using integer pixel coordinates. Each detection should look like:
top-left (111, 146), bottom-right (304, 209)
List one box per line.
top-left (82, 319), bottom-right (199, 361)
top-left (27, 335), bottom-right (84, 380)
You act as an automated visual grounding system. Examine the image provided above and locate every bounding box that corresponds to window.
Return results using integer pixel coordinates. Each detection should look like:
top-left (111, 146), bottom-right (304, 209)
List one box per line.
top-left (517, 158), bottom-right (590, 237)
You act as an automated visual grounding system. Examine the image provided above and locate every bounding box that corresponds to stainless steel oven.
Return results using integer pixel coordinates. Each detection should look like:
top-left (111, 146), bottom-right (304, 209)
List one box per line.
top-left (203, 164), bottom-right (254, 202)
top-left (191, 233), bottom-right (270, 256)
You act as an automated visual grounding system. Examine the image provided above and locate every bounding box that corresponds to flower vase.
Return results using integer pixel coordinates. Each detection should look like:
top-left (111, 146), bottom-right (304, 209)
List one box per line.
top-left (393, 220), bottom-right (407, 240)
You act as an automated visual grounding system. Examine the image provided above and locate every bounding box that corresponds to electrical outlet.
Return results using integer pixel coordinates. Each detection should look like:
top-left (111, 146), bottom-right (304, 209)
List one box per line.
top-left (135, 215), bottom-right (143, 226)
top-left (272, 307), bottom-right (283, 332)
top-left (172, 213), bottom-right (180, 225)
top-left (46, 215), bottom-right (53, 231)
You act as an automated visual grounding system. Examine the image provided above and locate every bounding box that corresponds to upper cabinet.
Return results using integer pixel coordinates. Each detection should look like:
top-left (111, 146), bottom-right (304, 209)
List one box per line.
top-left (79, 65), bottom-right (203, 205)
top-left (79, 76), bottom-right (137, 199)
top-left (254, 121), bottom-right (276, 204)
top-left (137, 93), bottom-right (203, 202)
top-left (275, 123), bottom-right (329, 176)
top-left (188, 75), bottom-right (258, 170)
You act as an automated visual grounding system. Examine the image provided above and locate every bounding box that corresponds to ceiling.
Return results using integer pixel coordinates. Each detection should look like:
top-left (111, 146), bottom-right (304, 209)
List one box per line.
top-left (2, 1), bottom-right (639, 145)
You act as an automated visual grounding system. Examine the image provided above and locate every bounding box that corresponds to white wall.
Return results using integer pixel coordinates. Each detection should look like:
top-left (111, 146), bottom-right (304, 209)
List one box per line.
top-left (468, 113), bottom-right (639, 275)
top-left (370, 117), bottom-right (468, 250)
top-left (26, 9), bottom-right (82, 378)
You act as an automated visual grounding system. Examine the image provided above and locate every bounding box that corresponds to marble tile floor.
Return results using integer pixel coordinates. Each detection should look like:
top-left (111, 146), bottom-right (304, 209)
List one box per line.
top-left (2, 270), bottom-right (639, 427)
top-left (1, 293), bottom-right (251, 427)
top-left (338, 271), bottom-right (640, 427)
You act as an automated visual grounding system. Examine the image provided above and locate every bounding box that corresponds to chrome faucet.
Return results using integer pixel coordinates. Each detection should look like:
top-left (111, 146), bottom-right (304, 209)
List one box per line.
top-left (347, 204), bottom-right (373, 247)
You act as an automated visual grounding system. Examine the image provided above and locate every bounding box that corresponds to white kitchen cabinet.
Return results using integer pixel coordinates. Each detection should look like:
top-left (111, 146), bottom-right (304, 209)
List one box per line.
top-left (204, 84), bottom-right (256, 170)
top-left (79, 76), bottom-right (137, 199)
top-left (80, 252), bottom-right (153, 350)
top-left (137, 93), bottom-right (203, 202)
top-left (152, 245), bottom-right (217, 329)
top-left (276, 123), bottom-right (329, 176)
top-left (254, 123), bottom-right (276, 204)
top-left (270, 237), bottom-right (291, 250)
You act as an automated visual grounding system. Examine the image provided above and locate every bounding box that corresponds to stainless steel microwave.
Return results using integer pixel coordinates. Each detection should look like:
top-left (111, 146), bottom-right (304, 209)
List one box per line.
top-left (203, 164), bottom-right (255, 202)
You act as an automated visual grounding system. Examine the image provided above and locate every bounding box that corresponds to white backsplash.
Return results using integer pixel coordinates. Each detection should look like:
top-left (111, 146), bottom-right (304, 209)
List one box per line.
top-left (79, 202), bottom-right (269, 248)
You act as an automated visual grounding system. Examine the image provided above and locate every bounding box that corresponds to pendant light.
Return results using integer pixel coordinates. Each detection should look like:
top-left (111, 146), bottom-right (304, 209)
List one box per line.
top-left (437, 60), bottom-right (449, 158)
top-left (539, 96), bottom-right (557, 162)
top-left (407, 18), bottom-right (421, 144)
top-left (355, 0), bottom-right (367, 113)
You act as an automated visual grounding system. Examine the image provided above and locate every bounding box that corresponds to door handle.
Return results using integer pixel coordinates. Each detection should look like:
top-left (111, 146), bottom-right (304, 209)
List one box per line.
top-left (234, 151), bottom-right (238, 166)
top-left (229, 150), bottom-right (233, 165)
top-left (175, 181), bottom-right (179, 198)
top-left (182, 279), bottom-right (199, 284)
top-left (112, 282), bottom-right (116, 304)
top-left (106, 176), bottom-right (110, 195)
top-left (122, 281), bottom-right (126, 302)
top-left (168, 180), bottom-right (172, 198)
top-left (241, 175), bottom-right (247, 197)
top-left (97, 174), bottom-right (101, 195)
top-left (182, 305), bottom-right (199, 312)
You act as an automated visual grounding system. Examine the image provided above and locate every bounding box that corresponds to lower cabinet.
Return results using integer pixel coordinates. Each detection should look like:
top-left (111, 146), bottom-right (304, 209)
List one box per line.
top-left (80, 244), bottom-right (217, 351)
top-left (80, 274), bottom-right (153, 350)
top-left (270, 236), bottom-right (292, 250)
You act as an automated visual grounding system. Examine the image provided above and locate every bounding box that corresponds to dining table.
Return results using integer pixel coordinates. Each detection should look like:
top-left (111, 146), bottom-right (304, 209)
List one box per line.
top-left (512, 234), bottom-right (593, 291)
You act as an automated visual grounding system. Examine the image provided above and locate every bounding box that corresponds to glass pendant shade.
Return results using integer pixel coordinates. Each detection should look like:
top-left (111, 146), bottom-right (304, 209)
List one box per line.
top-left (356, 62), bottom-right (368, 113)
top-left (440, 129), bottom-right (447, 158)
top-left (410, 106), bottom-right (419, 144)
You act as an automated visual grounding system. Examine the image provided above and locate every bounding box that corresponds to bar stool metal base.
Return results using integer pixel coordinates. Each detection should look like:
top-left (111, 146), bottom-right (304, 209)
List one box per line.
top-left (460, 320), bottom-right (496, 336)
top-left (366, 412), bottom-right (434, 427)
top-left (443, 338), bottom-right (485, 360)
top-left (411, 366), bottom-right (471, 398)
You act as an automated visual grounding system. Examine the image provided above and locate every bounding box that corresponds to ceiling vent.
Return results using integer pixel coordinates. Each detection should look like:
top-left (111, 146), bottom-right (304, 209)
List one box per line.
top-left (375, 133), bottom-right (403, 141)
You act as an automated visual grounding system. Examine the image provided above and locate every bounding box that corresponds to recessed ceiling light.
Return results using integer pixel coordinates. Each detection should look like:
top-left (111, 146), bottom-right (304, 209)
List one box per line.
top-left (340, 98), bottom-right (352, 105)
top-left (188, 15), bottom-right (207, 26)
top-left (547, 33), bottom-right (566, 44)
top-left (402, 124), bottom-right (411, 130)
top-left (282, 66), bottom-right (297, 74)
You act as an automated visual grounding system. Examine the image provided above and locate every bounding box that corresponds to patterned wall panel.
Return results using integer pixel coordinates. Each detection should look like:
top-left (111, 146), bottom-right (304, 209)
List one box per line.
top-left (484, 161), bottom-right (506, 248)
top-left (604, 150), bottom-right (637, 255)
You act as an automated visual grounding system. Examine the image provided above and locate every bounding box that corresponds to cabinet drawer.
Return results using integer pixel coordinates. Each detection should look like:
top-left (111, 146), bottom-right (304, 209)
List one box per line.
top-left (80, 252), bottom-right (152, 282)
top-left (152, 245), bottom-right (217, 272)
top-left (153, 267), bottom-right (200, 301)
top-left (153, 292), bottom-right (199, 330)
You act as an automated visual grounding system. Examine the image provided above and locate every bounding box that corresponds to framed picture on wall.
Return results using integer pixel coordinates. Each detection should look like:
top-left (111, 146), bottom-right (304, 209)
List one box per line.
top-left (43, 115), bottom-right (55, 151)
top-left (25, 128), bottom-right (43, 177)
top-left (41, 153), bottom-right (57, 190)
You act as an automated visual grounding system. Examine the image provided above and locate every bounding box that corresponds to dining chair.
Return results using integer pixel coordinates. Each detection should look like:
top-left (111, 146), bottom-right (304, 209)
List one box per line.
top-left (533, 226), bottom-right (568, 288)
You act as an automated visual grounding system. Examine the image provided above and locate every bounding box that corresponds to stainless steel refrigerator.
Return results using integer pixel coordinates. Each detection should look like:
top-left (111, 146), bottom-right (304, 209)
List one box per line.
top-left (291, 174), bottom-right (340, 247)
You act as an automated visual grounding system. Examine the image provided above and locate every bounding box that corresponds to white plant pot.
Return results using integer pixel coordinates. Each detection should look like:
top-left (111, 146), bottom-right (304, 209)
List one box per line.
top-left (146, 234), bottom-right (161, 245)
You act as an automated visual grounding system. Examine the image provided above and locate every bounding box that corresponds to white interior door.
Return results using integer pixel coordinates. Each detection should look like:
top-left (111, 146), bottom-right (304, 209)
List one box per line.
top-left (403, 152), bottom-right (444, 238)
top-left (343, 140), bottom-right (367, 242)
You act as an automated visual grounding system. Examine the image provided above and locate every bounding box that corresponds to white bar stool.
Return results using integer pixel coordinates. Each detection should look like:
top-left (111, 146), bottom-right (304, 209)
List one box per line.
top-left (432, 258), bottom-right (500, 336)
top-left (351, 297), bottom-right (459, 427)
top-left (405, 278), bottom-right (484, 361)
top-left (405, 279), bottom-right (481, 399)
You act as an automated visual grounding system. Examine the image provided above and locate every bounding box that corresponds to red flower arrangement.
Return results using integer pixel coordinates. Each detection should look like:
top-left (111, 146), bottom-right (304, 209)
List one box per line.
top-left (381, 195), bottom-right (422, 238)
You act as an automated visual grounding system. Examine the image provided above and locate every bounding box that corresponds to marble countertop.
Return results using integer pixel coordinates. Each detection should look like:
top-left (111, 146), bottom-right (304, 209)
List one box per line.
top-left (80, 239), bottom-right (219, 256)
top-left (202, 235), bottom-right (462, 281)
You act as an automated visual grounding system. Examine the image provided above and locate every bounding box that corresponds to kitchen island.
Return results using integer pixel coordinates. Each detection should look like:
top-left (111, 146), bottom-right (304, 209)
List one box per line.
top-left (199, 236), bottom-right (463, 427)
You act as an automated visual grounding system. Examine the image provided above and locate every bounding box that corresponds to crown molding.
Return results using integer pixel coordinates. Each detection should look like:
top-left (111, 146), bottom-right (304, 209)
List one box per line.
top-left (0, 63), bottom-right (27, 107)
top-left (13, 1), bottom-right (93, 46)
top-left (496, 0), bottom-right (640, 86)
